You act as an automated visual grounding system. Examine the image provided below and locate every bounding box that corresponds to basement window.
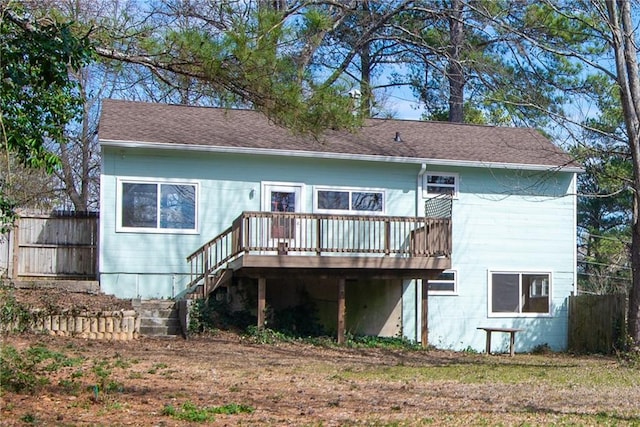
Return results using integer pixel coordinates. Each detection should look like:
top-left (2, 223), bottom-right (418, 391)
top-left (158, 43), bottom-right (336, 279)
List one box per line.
top-left (489, 271), bottom-right (551, 316)
top-left (117, 178), bottom-right (198, 233)
top-left (428, 270), bottom-right (457, 295)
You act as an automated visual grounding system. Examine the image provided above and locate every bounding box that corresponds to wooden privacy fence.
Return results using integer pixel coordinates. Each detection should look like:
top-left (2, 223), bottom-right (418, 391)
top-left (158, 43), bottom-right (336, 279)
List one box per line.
top-left (0, 210), bottom-right (98, 279)
top-left (568, 293), bottom-right (626, 354)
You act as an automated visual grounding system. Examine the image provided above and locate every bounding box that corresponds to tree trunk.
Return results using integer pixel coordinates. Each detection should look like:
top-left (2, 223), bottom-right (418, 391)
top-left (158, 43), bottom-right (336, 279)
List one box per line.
top-left (360, 41), bottom-right (373, 118)
top-left (606, 0), bottom-right (640, 345)
top-left (447, 0), bottom-right (464, 123)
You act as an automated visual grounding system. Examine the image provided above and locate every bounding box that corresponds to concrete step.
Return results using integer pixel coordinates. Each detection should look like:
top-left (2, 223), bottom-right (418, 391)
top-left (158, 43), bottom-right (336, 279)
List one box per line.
top-left (138, 317), bottom-right (180, 327)
top-left (132, 299), bottom-right (176, 309)
top-left (138, 328), bottom-right (181, 337)
top-left (133, 299), bottom-right (181, 337)
top-left (134, 307), bottom-right (178, 318)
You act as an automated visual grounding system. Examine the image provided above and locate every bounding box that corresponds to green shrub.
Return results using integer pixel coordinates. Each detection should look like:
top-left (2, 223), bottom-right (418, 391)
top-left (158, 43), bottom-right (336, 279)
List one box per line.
top-left (345, 334), bottom-right (423, 350)
top-left (0, 344), bottom-right (81, 394)
top-left (189, 297), bottom-right (255, 333)
top-left (162, 401), bottom-right (254, 423)
top-left (245, 326), bottom-right (291, 344)
top-left (0, 285), bottom-right (32, 332)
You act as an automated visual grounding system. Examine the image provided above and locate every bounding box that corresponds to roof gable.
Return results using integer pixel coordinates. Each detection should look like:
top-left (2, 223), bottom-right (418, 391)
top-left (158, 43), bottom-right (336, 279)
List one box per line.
top-left (99, 99), bottom-right (580, 171)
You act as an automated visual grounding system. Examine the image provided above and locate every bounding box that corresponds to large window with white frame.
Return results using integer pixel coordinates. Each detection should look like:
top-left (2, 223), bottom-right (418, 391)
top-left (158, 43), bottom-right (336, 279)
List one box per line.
top-left (423, 172), bottom-right (458, 197)
top-left (117, 178), bottom-right (198, 233)
top-left (314, 187), bottom-right (385, 214)
top-left (489, 271), bottom-right (551, 316)
top-left (428, 270), bottom-right (457, 295)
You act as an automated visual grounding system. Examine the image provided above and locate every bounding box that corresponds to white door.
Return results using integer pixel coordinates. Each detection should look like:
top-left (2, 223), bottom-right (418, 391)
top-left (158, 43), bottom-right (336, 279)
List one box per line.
top-left (262, 183), bottom-right (303, 249)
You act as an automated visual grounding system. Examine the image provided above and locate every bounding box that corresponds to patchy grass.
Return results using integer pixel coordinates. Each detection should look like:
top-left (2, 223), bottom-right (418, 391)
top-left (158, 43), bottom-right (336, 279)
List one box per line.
top-left (336, 354), bottom-right (639, 388)
top-left (1, 333), bottom-right (639, 426)
top-left (162, 401), bottom-right (254, 423)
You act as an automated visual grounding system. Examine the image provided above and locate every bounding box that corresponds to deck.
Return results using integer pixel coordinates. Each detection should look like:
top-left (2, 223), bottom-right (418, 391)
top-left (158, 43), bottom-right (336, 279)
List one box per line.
top-left (186, 211), bottom-right (452, 346)
top-left (187, 211), bottom-right (451, 287)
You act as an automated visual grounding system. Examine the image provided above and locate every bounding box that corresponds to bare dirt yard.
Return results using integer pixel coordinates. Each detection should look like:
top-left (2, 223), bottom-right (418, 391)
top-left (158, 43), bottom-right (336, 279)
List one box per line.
top-left (1, 289), bottom-right (640, 426)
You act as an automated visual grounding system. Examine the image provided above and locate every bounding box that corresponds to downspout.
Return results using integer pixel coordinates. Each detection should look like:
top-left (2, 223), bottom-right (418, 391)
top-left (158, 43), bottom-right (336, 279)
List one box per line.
top-left (417, 163), bottom-right (427, 217)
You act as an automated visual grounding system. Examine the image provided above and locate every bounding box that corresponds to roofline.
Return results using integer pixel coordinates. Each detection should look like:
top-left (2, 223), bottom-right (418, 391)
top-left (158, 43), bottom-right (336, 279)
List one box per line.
top-left (100, 138), bottom-right (584, 173)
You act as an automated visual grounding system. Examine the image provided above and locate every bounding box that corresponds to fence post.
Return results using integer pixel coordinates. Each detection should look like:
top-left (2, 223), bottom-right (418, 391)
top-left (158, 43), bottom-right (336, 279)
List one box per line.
top-left (10, 219), bottom-right (19, 279)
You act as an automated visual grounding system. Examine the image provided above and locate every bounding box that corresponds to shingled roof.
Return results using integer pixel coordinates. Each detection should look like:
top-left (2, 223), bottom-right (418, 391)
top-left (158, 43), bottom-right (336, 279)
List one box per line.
top-left (99, 99), bottom-right (581, 171)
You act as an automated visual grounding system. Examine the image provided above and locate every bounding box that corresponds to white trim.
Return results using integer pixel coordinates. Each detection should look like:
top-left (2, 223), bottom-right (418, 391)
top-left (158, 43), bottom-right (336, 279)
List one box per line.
top-left (487, 270), bottom-right (553, 318)
top-left (313, 185), bottom-right (386, 215)
top-left (423, 172), bottom-right (459, 198)
top-left (427, 269), bottom-right (458, 295)
top-left (100, 139), bottom-right (585, 173)
top-left (116, 177), bottom-right (199, 234)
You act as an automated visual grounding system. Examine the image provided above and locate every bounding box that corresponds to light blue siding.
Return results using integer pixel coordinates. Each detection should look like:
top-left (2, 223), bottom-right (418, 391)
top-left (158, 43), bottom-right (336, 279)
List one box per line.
top-left (406, 166), bottom-right (576, 352)
top-left (100, 147), bottom-right (420, 297)
top-left (101, 146), bottom-right (577, 352)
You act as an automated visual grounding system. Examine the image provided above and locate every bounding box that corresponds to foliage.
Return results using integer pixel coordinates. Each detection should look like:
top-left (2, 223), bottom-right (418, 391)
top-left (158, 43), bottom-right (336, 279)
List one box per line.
top-left (344, 334), bottom-right (423, 351)
top-left (0, 4), bottom-right (92, 167)
top-left (243, 326), bottom-right (424, 351)
top-left (0, 3), bottom-right (93, 224)
top-left (0, 193), bottom-right (16, 234)
top-left (0, 284), bottom-right (33, 332)
top-left (162, 401), bottom-right (253, 423)
top-left (188, 296), bottom-right (255, 334)
top-left (0, 344), bottom-right (81, 394)
top-left (96, 3), bottom-right (362, 135)
top-left (91, 359), bottom-right (124, 395)
top-left (268, 290), bottom-right (325, 337)
top-left (245, 326), bottom-right (293, 345)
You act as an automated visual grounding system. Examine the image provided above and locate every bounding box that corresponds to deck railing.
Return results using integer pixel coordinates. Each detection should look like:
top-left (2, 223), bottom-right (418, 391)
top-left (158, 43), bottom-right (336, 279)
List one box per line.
top-left (186, 211), bottom-right (451, 292)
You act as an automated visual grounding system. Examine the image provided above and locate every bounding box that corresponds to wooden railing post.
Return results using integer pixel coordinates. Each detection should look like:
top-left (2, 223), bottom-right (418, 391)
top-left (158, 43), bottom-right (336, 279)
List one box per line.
top-left (384, 219), bottom-right (390, 255)
top-left (244, 214), bottom-right (251, 252)
top-left (203, 246), bottom-right (210, 297)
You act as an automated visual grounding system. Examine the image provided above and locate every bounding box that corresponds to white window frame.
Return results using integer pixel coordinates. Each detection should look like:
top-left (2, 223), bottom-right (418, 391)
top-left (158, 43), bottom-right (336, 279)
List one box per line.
top-left (488, 270), bottom-right (552, 317)
top-left (423, 172), bottom-right (459, 198)
top-left (427, 270), bottom-right (457, 295)
top-left (313, 186), bottom-right (386, 215)
top-left (116, 177), bottom-right (199, 234)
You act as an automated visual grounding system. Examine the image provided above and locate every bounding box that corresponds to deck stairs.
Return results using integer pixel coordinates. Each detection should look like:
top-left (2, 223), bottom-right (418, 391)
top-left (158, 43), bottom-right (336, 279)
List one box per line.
top-left (183, 268), bottom-right (233, 300)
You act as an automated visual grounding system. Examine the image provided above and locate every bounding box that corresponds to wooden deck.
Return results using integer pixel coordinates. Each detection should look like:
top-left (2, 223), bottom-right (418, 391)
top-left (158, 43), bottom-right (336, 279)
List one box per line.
top-left (187, 211), bottom-right (451, 287)
top-left (185, 211), bottom-right (452, 347)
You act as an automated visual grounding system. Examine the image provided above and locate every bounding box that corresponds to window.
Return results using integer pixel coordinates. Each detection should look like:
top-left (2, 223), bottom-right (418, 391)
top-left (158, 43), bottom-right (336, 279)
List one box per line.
top-left (428, 270), bottom-right (457, 295)
top-left (424, 173), bottom-right (458, 197)
top-left (315, 187), bottom-right (384, 214)
top-left (118, 179), bottom-right (197, 233)
top-left (489, 271), bottom-right (551, 316)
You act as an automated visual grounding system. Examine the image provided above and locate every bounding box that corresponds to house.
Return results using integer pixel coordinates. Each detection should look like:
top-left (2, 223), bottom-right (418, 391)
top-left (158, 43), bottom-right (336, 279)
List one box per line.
top-left (98, 99), bottom-right (581, 352)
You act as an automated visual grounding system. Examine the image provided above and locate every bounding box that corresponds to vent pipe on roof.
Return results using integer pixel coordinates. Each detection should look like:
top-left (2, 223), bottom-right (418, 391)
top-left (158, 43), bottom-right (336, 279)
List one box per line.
top-left (394, 132), bottom-right (403, 142)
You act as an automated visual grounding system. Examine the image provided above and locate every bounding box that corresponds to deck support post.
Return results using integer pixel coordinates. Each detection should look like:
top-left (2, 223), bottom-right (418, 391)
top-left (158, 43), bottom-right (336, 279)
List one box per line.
top-left (337, 278), bottom-right (346, 344)
top-left (257, 277), bottom-right (266, 329)
top-left (421, 276), bottom-right (429, 348)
